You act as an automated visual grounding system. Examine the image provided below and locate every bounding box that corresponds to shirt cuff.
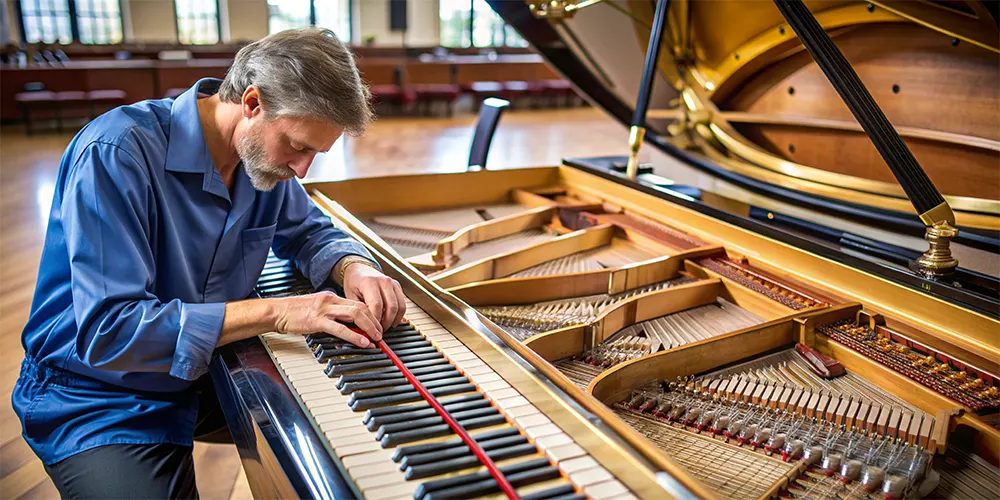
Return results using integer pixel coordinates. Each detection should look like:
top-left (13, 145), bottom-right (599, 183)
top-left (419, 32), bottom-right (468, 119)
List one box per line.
top-left (170, 302), bottom-right (226, 381)
top-left (304, 241), bottom-right (380, 290)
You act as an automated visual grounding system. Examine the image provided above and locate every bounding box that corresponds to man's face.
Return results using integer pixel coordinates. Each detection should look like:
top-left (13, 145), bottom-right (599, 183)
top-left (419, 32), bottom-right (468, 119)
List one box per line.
top-left (237, 115), bottom-right (343, 191)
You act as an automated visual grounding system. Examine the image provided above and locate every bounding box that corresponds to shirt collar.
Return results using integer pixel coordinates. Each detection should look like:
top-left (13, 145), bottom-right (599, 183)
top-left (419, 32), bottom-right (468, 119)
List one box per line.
top-left (164, 78), bottom-right (256, 204)
top-left (164, 78), bottom-right (220, 175)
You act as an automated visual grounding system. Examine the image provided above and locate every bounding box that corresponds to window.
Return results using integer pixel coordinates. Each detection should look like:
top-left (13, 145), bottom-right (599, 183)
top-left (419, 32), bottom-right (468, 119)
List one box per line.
top-left (268, 0), bottom-right (351, 41)
top-left (18, 0), bottom-right (73, 44)
top-left (314, 0), bottom-right (350, 41)
top-left (175, 0), bottom-right (220, 45)
top-left (440, 0), bottom-right (527, 48)
top-left (17, 0), bottom-right (125, 45)
top-left (75, 0), bottom-right (123, 44)
top-left (439, 0), bottom-right (470, 48)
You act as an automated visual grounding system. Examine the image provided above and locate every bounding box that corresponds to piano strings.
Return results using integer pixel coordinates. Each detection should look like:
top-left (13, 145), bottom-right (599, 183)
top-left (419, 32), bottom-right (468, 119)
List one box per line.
top-left (553, 299), bottom-right (765, 389)
top-left (477, 276), bottom-right (698, 342)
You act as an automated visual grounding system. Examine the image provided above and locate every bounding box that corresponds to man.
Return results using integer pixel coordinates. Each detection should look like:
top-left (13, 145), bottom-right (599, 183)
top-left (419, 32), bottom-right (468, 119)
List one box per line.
top-left (12, 28), bottom-right (405, 498)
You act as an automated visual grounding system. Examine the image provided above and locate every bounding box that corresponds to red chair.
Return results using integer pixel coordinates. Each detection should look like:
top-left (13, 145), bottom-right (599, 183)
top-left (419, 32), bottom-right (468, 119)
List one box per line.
top-left (370, 84), bottom-right (416, 114)
top-left (15, 91), bottom-right (58, 135)
top-left (540, 80), bottom-right (574, 107)
top-left (501, 81), bottom-right (529, 108)
top-left (411, 83), bottom-right (461, 116)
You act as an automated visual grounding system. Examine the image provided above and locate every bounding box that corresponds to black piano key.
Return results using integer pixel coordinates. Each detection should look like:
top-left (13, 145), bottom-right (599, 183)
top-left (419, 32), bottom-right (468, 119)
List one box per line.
top-left (375, 406), bottom-right (499, 441)
top-left (521, 485), bottom-right (579, 500)
top-left (315, 346), bottom-right (382, 360)
top-left (350, 383), bottom-right (477, 411)
top-left (422, 467), bottom-right (562, 500)
top-left (311, 334), bottom-right (426, 350)
top-left (256, 271), bottom-right (297, 284)
top-left (305, 333), bottom-right (414, 350)
top-left (330, 357), bottom-right (449, 379)
top-left (341, 368), bottom-right (462, 394)
top-left (404, 442), bottom-right (539, 480)
top-left (392, 427), bottom-right (520, 462)
top-left (382, 413), bottom-right (509, 448)
top-left (320, 345), bottom-right (438, 363)
top-left (366, 393), bottom-right (484, 422)
top-left (336, 363), bottom-right (455, 388)
top-left (326, 353), bottom-right (444, 376)
top-left (413, 456), bottom-right (550, 498)
top-left (368, 398), bottom-right (493, 431)
top-left (349, 376), bottom-right (470, 407)
top-left (399, 434), bottom-right (527, 469)
top-left (308, 329), bottom-right (422, 347)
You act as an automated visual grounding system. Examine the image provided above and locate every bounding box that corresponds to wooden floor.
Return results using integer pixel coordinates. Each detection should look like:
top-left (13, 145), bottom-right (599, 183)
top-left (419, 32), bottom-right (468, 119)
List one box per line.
top-left (0, 107), bottom-right (625, 499)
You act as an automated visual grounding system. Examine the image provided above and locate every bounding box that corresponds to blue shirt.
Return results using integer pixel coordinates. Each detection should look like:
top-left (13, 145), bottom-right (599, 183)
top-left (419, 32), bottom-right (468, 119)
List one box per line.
top-left (13, 78), bottom-right (375, 465)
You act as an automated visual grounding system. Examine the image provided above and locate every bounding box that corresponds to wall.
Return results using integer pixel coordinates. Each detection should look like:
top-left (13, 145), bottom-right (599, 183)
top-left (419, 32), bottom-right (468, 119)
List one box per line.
top-left (128, 0), bottom-right (179, 43)
top-left (2, 0), bottom-right (442, 46)
top-left (355, 0), bottom-right (439, 46)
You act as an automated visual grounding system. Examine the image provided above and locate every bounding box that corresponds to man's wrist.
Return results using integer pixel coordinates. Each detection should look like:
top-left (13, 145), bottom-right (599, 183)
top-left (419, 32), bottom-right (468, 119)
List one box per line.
top-left (334, 255), bottom-right (378, 285)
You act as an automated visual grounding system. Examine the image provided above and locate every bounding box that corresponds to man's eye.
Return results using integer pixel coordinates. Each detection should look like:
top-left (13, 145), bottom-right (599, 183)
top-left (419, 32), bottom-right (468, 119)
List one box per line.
top-left (291, 143), bottom-right (304, 152)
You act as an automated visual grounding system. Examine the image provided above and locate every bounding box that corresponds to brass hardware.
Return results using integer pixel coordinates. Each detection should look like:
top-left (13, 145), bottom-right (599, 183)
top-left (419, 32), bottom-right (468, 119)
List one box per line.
top-left (527, 0), bottom-right (602, 21)
top-left (913, 220), bottom-right (960, 278)
top-left (919, 200), bottom-right (957, 227)
top-left (626, 126), bottom-right (646, 180)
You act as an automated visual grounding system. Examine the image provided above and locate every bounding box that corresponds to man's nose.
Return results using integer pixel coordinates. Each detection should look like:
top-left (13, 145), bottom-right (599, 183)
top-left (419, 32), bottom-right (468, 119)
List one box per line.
top-left (288, 157), bottom-right (312, 178)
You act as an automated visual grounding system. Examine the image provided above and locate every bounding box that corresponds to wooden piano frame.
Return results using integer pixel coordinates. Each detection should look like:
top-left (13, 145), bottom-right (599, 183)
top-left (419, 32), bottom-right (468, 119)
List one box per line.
top-left (214, 161), bottom-right (998, 499)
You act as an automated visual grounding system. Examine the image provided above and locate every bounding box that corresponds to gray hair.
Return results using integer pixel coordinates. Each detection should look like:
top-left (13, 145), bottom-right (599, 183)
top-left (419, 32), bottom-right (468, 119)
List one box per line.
top-left (219, 28), bottom-right (374, 136)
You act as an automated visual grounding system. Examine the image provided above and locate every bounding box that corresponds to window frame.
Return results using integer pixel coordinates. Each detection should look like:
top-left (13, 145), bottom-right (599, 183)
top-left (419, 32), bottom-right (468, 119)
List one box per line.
top-left (440, 0), bottom-right (525, 49)
top-left (267, 0), bottom-right (353, 42)
top-left (14, 0), bottom-right (125, 45)
top-left (173, 0), bottom-right (223, 45)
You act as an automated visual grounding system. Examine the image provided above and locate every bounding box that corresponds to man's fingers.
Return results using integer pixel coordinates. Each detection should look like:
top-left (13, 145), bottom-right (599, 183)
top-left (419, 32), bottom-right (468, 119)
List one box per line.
top-left (379, 286), bottom-right (398, 331)
top-left (390, 282), bottom-right (406, 327)
top-left (326, 302), bottom-right (381, 342)
top-left (323, 319), bottom-right (371, 348)
top-left (361, 282), bottom-right (390, 331)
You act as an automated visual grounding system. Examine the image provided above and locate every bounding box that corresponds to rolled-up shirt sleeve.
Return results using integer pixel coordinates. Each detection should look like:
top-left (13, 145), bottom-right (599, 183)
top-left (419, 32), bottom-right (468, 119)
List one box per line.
top-left (271, 180), bottom-right (378, 289)
top-left (62, 144), bottom-right (225, 381)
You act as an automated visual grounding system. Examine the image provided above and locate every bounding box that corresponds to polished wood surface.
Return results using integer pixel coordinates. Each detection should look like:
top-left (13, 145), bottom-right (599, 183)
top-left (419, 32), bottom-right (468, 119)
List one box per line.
top-left (721, 24), bottom-right (1000, 200)
top-left (0, 107), bottom-right (624, 499)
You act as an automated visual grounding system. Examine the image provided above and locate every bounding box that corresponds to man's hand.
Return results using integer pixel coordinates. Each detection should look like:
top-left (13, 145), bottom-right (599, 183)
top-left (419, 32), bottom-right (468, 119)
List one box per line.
top-left (274, 291), bottom-right (383, 347)
top-left (341, 262), bottom-right (406, 331)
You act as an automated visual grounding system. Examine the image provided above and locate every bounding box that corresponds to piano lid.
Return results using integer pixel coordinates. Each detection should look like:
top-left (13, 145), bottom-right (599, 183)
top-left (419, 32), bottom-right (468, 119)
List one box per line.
top-left (489, 0), bottom-right (1000, 235)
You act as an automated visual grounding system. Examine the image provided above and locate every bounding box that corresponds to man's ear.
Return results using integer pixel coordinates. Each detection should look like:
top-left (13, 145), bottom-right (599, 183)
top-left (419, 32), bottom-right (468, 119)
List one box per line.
top-left (241, 86), bottom-right (263, 119)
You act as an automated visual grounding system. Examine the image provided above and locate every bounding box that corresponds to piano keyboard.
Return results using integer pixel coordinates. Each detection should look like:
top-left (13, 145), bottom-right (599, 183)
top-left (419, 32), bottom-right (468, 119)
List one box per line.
top-left (255, 258), bottom-right (637, 499)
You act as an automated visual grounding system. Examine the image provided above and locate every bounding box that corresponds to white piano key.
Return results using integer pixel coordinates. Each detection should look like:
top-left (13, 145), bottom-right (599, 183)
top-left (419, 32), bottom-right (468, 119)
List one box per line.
top-left (535, 433), bottom-right (573, 450)
top-left (571, 466), bottom-right (614, 487)
top-left (586, 479), bottom-right (630, 499)
top-left (515, 413), bottom-right (552, 429)
top-left (546, 443), bottom-right (587, 462)
top-left (526, 424), bottom-right (563, 440)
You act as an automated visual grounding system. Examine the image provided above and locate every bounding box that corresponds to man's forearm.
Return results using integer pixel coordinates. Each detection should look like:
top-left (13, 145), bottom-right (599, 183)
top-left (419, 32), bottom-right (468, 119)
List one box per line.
top-left (217, 298), bottom-right (282, 347)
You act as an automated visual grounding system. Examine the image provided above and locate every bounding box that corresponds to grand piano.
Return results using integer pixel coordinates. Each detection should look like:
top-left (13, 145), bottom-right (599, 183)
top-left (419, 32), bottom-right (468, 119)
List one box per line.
top-left (210, 1), bottom-right (999, 499)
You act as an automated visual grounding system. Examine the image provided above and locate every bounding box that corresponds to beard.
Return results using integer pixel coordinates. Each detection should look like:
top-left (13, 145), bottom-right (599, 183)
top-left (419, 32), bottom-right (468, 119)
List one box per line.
top-left (237, 122), bottom-right (296, 192)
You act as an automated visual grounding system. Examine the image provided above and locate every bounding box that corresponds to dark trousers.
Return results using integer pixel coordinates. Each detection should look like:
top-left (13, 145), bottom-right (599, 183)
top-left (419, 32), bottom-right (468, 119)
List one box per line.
top-left (43, 377), bottom-right (234, 499)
